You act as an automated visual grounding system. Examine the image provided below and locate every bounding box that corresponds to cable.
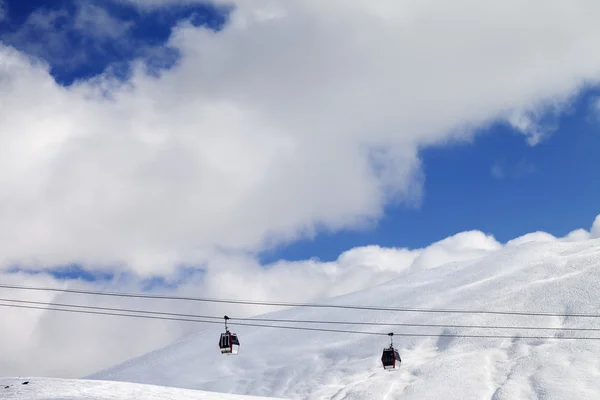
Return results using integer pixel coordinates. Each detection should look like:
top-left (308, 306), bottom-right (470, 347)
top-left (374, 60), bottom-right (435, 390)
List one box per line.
top-left (2, 297), bottom-right (600, 332)
top-left (1, 283), bottom-right (600, 318)
top-left (0, 302), bottom-right (385, 336)
top-left (0, 302), bottom-right (223, 325)
top-left (0, 297), bottom-right (223, 320)
top-left (2, 302), bottom-right (600, 341)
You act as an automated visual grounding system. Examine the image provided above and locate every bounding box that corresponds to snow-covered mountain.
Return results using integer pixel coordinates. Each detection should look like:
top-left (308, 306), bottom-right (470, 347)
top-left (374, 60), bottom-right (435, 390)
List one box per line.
top-left (0, 377), bottom-right (283, 400)
top-left (90, 238), bottom-right (600, 399)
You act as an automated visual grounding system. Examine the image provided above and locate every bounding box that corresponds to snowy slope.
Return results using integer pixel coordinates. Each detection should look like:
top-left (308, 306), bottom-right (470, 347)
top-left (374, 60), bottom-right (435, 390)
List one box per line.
top-left (91, 239), bottom-right (600, 399)
top-left (0, 377), bottom-right (284, 399)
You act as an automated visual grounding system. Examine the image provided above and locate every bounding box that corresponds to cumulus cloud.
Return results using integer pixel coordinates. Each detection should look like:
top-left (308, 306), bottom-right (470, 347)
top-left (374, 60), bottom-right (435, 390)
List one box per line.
top-left (0, 6), bottom-right (131, 79)
top-left (563, 228), bottom-right (591, 242)
top-left (591, 215), bottom-right (600, 239)
top-left (506, 231), bottom-right (558, 247)
top-left (410, 231), bottom-right (502, 271)
top-left (0, 2), bottom-right (135, 81)
top-left (0, 271), bottom-right (201, 378)
top-left (2, 0), bottom-right (600, 277)
top-left (509, 216), bottom-right (600, 245)
top-left (73, 3), bottom-right (133, 39)
top-left (507, 111), bottom-right (547, 146)
top-left (1, 9), bottom-right (78, 67)
top-left (507, 106), bottom-right (564, 146)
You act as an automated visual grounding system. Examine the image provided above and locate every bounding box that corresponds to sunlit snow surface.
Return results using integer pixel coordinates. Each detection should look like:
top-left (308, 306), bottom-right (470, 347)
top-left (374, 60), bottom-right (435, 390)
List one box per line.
top-left (0, 377), bottom-right (283, 399)
top-left (91, 239), bottom-right (600, 399)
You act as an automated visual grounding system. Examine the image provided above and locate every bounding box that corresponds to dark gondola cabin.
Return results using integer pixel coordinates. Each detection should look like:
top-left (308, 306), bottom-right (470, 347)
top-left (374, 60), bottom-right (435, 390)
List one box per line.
top-left (381, 332), bottom-right (401, 369)
top-left (219, 331), bottom-right (240, 355)
top-left (219, 315), bottom-right (240, 355)
top-left (381, 346), bottom-right (401, 369)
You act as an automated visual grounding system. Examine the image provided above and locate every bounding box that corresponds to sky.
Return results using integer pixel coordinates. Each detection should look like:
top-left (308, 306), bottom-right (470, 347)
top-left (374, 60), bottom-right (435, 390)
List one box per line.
top-left (265, 95), bottom-right (600, 262)
top-left (0, 0), bottom-right (600, 379)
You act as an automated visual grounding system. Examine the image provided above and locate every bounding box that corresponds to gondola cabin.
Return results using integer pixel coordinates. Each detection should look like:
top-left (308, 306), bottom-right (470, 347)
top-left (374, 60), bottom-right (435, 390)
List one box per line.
top-left (219, 316), bottom-right (240, 355)
top-left (381, 346), bottom-right (401, 369)
top-left (381, 332), bottom-right (401, 369)
top-left (219, 331), bottom-right (240, 355)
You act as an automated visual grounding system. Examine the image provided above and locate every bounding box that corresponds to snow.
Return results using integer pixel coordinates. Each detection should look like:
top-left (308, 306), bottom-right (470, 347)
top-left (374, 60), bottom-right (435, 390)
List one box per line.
top-left (88, 238), bottom-right (600, 399)
top-left (0, 377), bottom-right (283, 399)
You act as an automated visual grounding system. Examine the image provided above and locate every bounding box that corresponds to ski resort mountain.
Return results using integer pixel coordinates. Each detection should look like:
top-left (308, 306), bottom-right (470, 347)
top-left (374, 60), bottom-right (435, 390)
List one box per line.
top-left (90, 237), bottom-right (600, 399)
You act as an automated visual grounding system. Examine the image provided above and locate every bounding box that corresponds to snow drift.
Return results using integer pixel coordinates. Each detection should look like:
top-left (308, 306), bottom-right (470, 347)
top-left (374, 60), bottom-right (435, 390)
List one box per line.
top-left (90, 238), bottom-right (600, 399)
top-left (0, 377), bottom-right (283, 400)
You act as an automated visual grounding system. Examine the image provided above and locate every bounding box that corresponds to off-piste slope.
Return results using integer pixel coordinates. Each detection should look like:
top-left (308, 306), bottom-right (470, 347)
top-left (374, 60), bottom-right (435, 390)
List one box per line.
top-left (91, 239), bottom-right (600, 399)
top-left (0, 377), bottom-right (284, 400)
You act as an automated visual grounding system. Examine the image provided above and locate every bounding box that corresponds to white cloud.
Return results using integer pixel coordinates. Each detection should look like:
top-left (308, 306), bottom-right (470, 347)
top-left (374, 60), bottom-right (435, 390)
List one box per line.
top-left (491, 163), bottom-right (504, 179)
top-left (561, 216), bottom-right (600, 242)
top-left (507, 111), bottom-right (546, 145)
top-left (0, 272), bottom-right (201, 378)
top-left (410, 231), bottom-right (502, 271)
top-left (507, 107), bottom-right (563, 146)
top-left (0, 9), bottom-right (86, 69)
top-left (1, 214), bottom-right (598, 378)
top-left (74, 3), bottom-right (133, 39)
top-left (591, 215), bottom-right (600, 239)
top-left (509, 215), bottom-right (600, 246)
top-left (1, 0), bottom-right (600, 276)
top-left (113, 0), bottom-right (216, 8)
top-left (491, 158), bottom-right (537, 180)
top-left (592, 97), bottom-right (600, 120)
top-left (506, 231), bottom-right (557, 247)
top-left (0, 3), bottom-right (132, 77)
top-left (562, 228), bottom-right (591, 242)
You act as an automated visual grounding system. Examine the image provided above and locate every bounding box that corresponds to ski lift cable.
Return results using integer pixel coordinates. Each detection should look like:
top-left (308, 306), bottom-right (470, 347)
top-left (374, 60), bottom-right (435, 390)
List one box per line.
top-left (1, 297), bottom-right (600, 332)
top-left (2, 302), bottom-right (600, 341)
top-left (2, 283), bottom-right (600, 318)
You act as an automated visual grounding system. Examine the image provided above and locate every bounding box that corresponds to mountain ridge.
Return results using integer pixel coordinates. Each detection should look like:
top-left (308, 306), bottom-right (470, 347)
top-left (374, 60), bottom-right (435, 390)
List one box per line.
top-left (89, 238), bottom-right (600, 399)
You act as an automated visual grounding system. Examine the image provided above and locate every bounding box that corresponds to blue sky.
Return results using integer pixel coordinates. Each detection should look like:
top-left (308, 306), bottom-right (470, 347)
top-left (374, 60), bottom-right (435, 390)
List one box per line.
top-left (1, 0), bottom-right (599, 273)
top-left (264, 93), bottom-right (600, 262)
top-left (0, 0), bottom-right (229, 84)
